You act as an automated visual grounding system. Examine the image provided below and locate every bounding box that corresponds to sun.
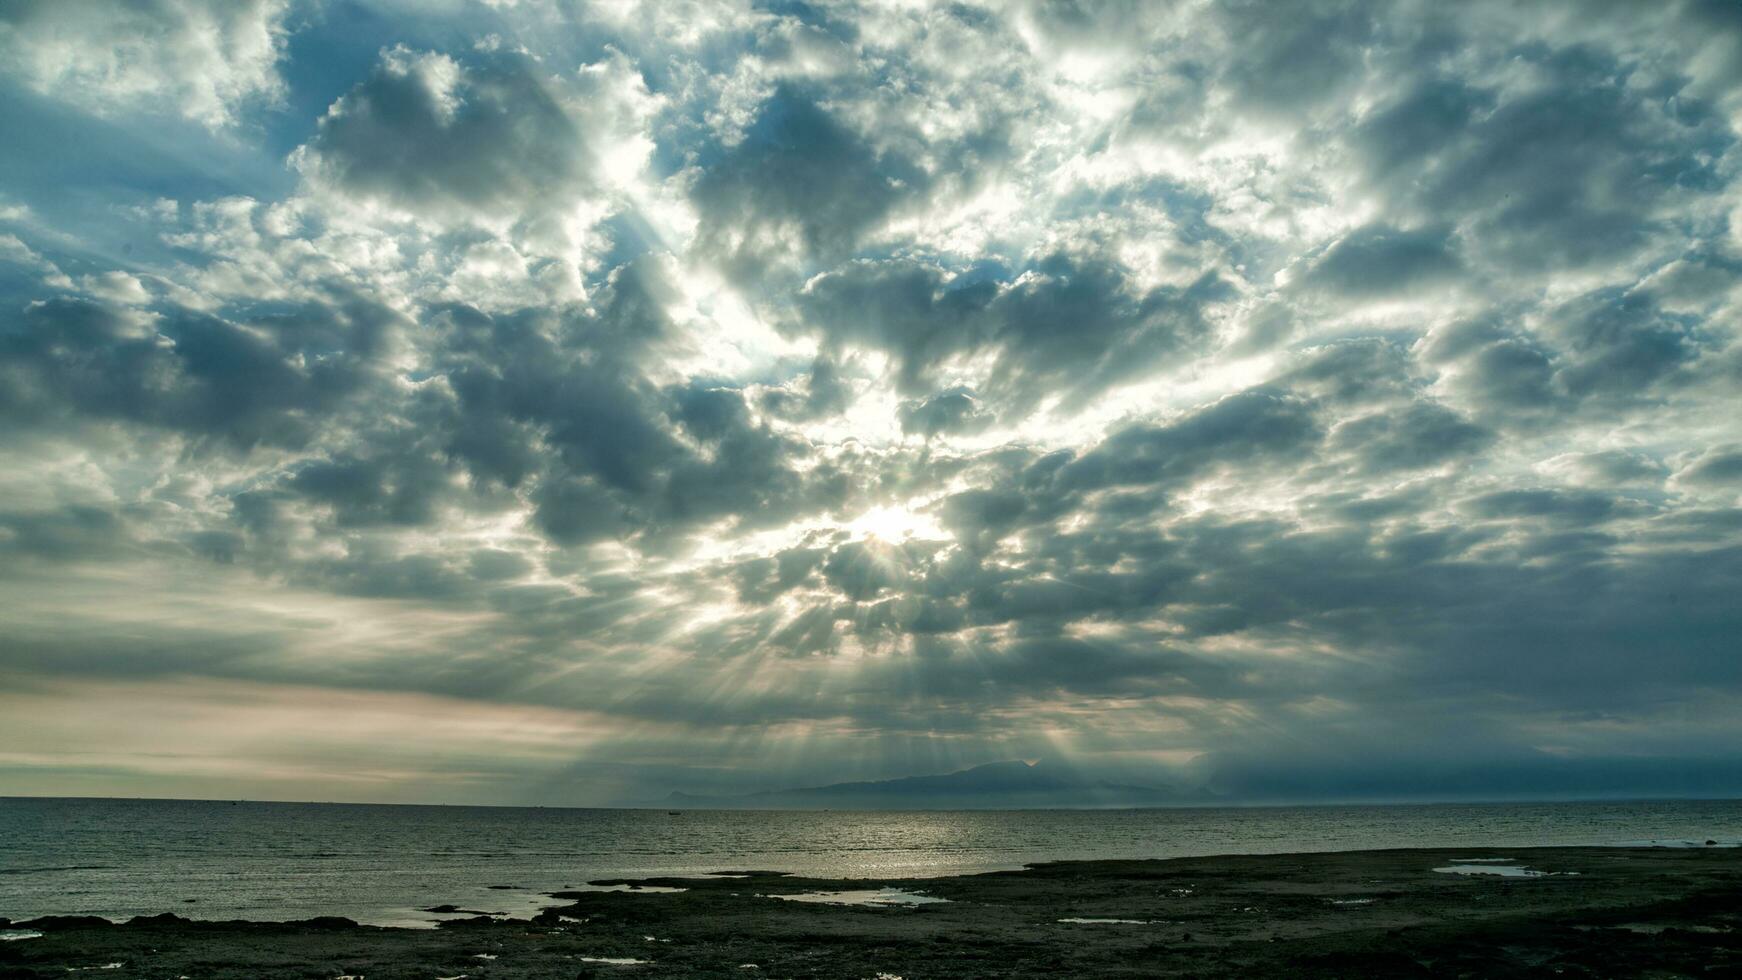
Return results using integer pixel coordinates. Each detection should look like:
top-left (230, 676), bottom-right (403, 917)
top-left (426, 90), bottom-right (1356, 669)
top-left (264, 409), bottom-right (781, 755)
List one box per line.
top-left (844, 503), bottom-right (945, 542)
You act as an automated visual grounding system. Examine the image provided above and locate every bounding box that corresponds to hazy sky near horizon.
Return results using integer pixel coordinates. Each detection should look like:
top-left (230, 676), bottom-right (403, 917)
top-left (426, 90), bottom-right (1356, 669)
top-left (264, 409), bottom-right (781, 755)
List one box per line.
top-left (2, 0), bottom-right (1741, 806)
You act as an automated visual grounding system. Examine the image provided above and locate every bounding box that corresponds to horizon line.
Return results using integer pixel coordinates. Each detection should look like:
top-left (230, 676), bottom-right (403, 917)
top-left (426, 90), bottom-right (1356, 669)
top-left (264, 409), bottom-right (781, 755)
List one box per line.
top-left (4, 792), bottom-right (1740, 813)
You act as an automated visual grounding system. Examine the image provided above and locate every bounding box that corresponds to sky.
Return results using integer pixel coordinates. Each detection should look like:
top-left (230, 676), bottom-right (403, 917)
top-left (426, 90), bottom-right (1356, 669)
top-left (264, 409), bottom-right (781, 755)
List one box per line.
top-left (1, 0), bottom-right (1741, 808)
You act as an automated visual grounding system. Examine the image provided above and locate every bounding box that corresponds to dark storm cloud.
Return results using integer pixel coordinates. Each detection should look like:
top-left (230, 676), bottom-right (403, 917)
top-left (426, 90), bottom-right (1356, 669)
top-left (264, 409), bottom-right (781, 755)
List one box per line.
top-left (981, 497), bottom-right (1742, 718)
top-left (898, 387), bottom-right (993, 439)
top-left (1214, 0), bottom-right (1376, 118)
top-left (729, 541), bottom-right (830, 604)
top-left (195, 261), bottom-right (858, 568)
top-left (1348, 77), bottom-right (1494, 186)
top-left (1418, 285), bottom-right (1717, 427)
top-left (1674, 447), bottom-right (1742, 489)
top-left (759, 355), bottom-right (852, 422)
top-left (1416, 318), bottom-right (1562, 414)
top-left (798, 253), bottom-right (1230, 410)
top-left (1274, 339), bottom-right (1421, 405)
top-left (0, 505), bottom-right (132, 562)
top-left (1299, 224), bottom-right (1462, 298)
top-left (1547, 450), bottom-right (1669, 487)
top-left (1461, 488), bottom-right (1643, 526)
top-left (1060, 388), bottom-right (1322, 491)
top-left (287, 449), bottom-right (452, 528)
top-left (646, 447), bottom-right (1729, 735)
top-left (1327, 401), bottom-right (1491, 473)
top-left (935, 488), bottom-right (1029, 552)
top-left (690, 86), bottom-right (927, 275)
top-left (1543, 287), bottom-right (1706, 401)
top-left (0, 293), bottom-right (398, 449)
top-left (297, 46), bottom-right (591, 220)
top-left (1193, 744), bottom-right (1742, 803)
top-left (822, 538), bottom-right (913, 601)
top-left (1351, 42), bottom-right (1733, 273)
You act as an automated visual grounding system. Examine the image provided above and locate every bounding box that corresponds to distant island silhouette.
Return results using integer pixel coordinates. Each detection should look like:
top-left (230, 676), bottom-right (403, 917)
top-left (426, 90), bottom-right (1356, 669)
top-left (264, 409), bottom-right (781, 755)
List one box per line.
top-left (650, 759), bottom-right (1200, 810)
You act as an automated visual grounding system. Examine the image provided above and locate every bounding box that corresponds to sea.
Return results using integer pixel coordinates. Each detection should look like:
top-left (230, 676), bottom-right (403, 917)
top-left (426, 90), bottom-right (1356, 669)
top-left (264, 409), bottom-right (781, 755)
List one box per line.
top-left (2, 797), bottom-right (1738, 928)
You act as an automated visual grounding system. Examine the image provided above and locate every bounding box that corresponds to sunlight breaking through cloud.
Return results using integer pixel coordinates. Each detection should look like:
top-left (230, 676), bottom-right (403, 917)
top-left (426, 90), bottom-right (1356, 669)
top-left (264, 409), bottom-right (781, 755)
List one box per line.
top-left (0, 0), bottom-right (1740, 805)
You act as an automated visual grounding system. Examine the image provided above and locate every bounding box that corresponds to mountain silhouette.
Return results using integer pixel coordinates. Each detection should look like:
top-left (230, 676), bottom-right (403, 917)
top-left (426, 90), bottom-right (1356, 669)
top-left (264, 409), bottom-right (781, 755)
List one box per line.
top-left (653, 759), bottom-right (1197, 810)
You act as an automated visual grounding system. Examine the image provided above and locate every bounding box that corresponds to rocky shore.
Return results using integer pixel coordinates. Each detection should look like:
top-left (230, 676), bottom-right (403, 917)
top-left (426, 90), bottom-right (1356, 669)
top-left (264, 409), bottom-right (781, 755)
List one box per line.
top-left (3, 846), bottom-right (1739, 978)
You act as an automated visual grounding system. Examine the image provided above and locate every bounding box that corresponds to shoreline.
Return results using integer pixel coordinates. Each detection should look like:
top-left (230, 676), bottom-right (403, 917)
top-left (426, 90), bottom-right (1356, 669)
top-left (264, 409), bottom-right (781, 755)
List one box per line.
top-left (5, 845), bottom-right (1742, 977)
top-left (5, 837), bottom-right (1738, 930)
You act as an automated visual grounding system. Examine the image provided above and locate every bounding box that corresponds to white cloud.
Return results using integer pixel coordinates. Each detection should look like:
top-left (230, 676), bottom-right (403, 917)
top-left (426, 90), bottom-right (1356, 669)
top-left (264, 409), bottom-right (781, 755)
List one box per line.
top-left (78, 270), bottom-right (153, 305)
top-left (0, 0), bottom-right (290, 128)
top-left (0, 232), bottom-right (74, 289)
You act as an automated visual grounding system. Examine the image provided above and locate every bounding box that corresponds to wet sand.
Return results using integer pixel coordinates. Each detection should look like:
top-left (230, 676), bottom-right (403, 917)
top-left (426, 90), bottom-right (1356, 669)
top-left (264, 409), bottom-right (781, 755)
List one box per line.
top-left (3, 846), bottom-right (1739, 978)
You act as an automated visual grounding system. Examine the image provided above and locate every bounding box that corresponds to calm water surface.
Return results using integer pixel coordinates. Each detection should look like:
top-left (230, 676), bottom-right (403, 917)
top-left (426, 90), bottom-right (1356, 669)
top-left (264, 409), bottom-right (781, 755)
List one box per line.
top-left (2, 797), bottom-right (1738, 927)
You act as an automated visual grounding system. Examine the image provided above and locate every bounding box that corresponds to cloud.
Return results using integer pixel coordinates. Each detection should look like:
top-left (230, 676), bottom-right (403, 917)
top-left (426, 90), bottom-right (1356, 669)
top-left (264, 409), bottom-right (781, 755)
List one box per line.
top-left (295, 46), bottom-right (592, 224)
top-left (689, 85), bottom-right (928, 276)
top-left (0, 233), bottom-right (73, 290)
top-left (1357, 42), bottom-right (1733, 274)
top-left (1674, 446), bottom-right (1742, 490)
top-left (0, 294), bottom-right (399, 449)
top-left (1327, 401), bottom-right (1492, 473)
top-left (798, 253), bottom-right (1231, 413)
top-left (1544, 287), bottom-right (1706, 401)
top-left (1212, 0), bottom-right (1376, 120)
top-left (0, 0), bottom-right (1740, 804)
top-left (1061, 388), bottom-right (1323, 491)
top-left (1298, 224), bottom-right (1463, 298)
top-left (899, 387), bottom-right (994, 439)
top-left (1538, 450), bottom-right (1668, 487)
top-left (0, 0), bottom-right (289, 127)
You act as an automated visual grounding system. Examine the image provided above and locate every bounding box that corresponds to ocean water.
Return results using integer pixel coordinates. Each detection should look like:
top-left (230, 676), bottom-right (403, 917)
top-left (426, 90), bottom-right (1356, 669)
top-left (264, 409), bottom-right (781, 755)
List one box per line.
top-left (2, 797), bottom-right (1738, 928)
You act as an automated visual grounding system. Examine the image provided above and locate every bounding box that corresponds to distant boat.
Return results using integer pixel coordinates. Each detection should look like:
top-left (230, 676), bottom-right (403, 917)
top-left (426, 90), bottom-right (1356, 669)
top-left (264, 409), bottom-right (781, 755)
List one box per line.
top-left (667, 810), bottom-right (682, 816)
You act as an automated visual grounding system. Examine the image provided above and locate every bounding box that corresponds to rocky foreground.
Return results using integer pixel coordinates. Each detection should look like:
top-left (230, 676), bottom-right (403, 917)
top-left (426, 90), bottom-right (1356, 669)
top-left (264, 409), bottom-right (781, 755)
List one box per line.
top-left (3, 847), bottom-right (1740, 978)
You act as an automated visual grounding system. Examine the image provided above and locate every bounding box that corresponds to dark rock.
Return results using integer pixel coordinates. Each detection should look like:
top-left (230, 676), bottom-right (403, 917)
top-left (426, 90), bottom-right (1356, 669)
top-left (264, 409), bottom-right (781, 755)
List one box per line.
top-left (127, 913), bottom-right (189, 926)
top-left (436, 916), bottom-right (499, 929)
top-left (288, 916), bottom-right (359, 930)
top-left (1292, 951), bottom-right (1431, 977)
top-left (6, 849), bottom-right (1740, 978)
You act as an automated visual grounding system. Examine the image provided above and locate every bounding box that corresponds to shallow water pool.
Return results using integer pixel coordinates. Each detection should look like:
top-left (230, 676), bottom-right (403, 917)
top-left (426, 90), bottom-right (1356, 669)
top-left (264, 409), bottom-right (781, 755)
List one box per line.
top-left (765, 888), bottom-right (946, 906)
